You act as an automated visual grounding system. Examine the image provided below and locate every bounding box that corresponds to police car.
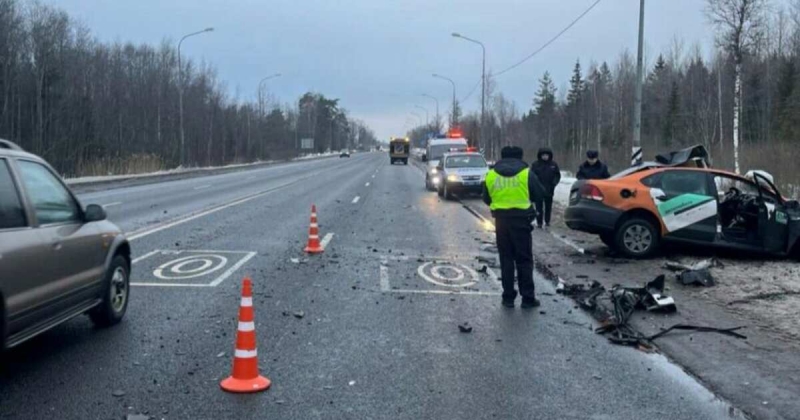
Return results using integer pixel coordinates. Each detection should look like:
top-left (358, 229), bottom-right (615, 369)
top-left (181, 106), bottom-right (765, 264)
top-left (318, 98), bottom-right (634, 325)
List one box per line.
top-left (436, 152), bottom-right (489, 200)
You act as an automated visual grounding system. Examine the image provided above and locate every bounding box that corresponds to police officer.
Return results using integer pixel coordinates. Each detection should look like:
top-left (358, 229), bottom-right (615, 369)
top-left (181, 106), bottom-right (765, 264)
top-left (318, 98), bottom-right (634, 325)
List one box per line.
top-left (482, 146), bottom-right (546, 309)
top-left (576, 150), bottom-right (611, 180)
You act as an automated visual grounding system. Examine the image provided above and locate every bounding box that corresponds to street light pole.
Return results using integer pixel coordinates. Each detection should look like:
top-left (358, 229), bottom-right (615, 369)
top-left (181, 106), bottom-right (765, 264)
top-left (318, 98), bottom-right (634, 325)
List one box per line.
top-left (177, 27), bottom-right (214, 167)
top-left (255, 73), bottom-right (281, 160)
top-left (415, 105), bottom-right (429, 126)
top-left (632, 0), bottom-right (645, 166)
top-left (411, 111), bottom-right (423, 126)
top-left (257, 73), bottom-right (282, 116)
top-left (452, 33), bottom-right (486, 151)
top-left (421, 94), bottom-right (439, 130)
top-left (432, 74), bottom-right (457, 128)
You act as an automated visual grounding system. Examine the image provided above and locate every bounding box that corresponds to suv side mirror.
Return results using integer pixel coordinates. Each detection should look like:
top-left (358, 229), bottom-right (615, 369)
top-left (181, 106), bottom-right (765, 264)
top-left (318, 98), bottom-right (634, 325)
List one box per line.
top-left (421, 154), bottom-right (427, 162)
top-left (84, 204), bottom-right (107, 222)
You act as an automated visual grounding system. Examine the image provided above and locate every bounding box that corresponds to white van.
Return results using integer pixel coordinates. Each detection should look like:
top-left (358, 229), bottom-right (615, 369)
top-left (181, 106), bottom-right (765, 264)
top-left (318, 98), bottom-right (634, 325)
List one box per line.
top-left (423, 138), bottom-right (468, 191)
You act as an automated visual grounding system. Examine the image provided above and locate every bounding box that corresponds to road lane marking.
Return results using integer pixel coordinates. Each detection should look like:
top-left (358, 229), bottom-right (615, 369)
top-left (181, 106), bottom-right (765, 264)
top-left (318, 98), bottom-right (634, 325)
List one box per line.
top-left (102, 202), bottom-right (122, 209)
top-left (132, 249), bottom-right (161, 264)
top-left (365, 182), bottom-right (370, 187)
top-left (380, 264), bottom-right (390, 292)
top-left (549, 230), bottom-right (586, 254)
top-left (352, 196), bottom-right (360, 204)
top-left (209, 251), bottom-right (257, 287)
top-left (246, 176), bottom-right (256, 180)
top-left (320, 233), bottom-right (334, 250)
top-left (194, 184), bottom-right (212, 190)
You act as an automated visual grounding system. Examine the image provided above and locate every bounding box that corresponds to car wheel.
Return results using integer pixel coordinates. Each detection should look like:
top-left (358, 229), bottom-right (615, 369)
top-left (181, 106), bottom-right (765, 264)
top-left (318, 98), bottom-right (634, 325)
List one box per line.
top-left (443, 183), bottom-right (454, 200)
top-left (89, 255), bottom-right (130, 327)
top-left (437, 184), bottom-right (444, 197)
top-left (614, 218), bottom-right (659, 258)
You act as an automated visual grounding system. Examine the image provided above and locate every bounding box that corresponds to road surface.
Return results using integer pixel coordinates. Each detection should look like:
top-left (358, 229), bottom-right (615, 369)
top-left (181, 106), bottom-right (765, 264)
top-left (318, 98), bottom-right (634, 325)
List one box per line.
top-left (0, 153), bottom-right (745, 419)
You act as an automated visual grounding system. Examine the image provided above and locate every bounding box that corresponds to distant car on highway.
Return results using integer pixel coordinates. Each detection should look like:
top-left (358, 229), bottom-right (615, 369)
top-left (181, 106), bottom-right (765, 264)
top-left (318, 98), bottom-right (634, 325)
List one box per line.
top-left (423, 137), bottom-right (468, 191)
top-left (0, 139), bottom-right (131, 350)
top-left (340, 150), bottom-right (351, 158)
top-left (565, 145), bottom-right (800, 258)
top-left (436, 152), bottom-right (488, 200)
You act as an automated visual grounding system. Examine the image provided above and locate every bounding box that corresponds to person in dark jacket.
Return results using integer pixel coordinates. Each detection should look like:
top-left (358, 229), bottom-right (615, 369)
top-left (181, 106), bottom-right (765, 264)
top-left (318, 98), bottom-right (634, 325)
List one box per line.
top-left (576, 150), bottom-right (611, 180)
top-left (530, 147), bottom-right (560, 227)
top-left (482, 146), bottom-right (545, 309)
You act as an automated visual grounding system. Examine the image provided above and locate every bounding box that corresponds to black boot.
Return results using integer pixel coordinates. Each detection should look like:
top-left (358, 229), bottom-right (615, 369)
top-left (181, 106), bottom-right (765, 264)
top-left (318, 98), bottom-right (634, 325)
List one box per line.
top-left (521, 298), bottom-right (541, 309)
top-left (501, 298), bottom-right (515, 308)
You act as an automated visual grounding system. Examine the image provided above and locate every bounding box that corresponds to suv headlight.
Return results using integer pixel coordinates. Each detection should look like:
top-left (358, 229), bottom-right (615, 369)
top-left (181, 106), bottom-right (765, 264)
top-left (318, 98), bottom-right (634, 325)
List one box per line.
top-left (447, 174), bottom-right (460, 182)
top-left (431, 168), bottom-right (438, 175)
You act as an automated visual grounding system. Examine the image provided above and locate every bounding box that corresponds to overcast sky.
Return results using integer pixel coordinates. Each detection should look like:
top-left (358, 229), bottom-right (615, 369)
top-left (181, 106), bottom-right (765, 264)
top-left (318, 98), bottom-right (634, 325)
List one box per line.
top-left (48, 0), bottom-right (715, 139)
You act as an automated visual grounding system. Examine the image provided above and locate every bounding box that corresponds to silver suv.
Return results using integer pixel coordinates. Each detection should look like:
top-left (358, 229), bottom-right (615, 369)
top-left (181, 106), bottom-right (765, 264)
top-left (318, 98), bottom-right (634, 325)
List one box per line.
top-left (0, 139), bottom-right (131, 349)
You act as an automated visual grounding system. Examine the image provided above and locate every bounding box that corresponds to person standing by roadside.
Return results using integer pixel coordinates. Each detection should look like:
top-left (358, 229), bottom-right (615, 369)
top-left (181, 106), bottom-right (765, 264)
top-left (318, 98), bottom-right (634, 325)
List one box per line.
top-left (576, 150), bottom-right (611, 180)
top-left (482, 146), bottom-right (546, 309)
top-left (530, 147), bottom-right (560, 228)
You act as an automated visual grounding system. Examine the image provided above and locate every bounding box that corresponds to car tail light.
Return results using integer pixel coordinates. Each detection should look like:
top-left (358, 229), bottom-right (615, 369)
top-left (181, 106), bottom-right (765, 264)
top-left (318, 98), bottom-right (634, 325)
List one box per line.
top-left (580, 183), bottom-right (604, 201)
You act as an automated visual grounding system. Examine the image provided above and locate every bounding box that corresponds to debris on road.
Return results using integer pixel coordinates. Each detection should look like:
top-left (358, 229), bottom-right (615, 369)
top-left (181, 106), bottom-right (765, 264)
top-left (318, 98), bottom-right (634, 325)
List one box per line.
top-left (476, 265), bottom-right (489, 274)
top-left (664, 258), bottom-right (723, 287)
top-left (557, 279), bottom-right (605, 311)
top-left (112, 390), bottom-right (126, 397)
top-left (458, 323), bottom-right (473, 333)
top-left (127, 415), bottom-right (150, 420)
top-left (678, 269), bottom-right (716, 287)
top-left (293, 311), bottom-right (305, 319)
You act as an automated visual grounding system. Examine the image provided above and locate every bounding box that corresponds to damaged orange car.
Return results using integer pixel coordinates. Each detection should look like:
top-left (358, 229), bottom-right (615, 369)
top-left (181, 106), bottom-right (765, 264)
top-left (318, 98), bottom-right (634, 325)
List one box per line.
top-left (565, 146), bottom-right (800, 258)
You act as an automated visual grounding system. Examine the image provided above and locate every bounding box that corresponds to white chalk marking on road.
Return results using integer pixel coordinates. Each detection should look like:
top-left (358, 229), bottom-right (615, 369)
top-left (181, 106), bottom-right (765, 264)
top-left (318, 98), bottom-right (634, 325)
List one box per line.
top-left (194, 184), bottom-right (212, 190)
top-left (417, 262), bottom-right (477, 288)
top-left (320, 233), bottom-right (335, 250)
top-left (101, 202), bottom-right (122, 209)
top-left (352, 196), bottom-right (360, 204)
top-left (549, 230), bottom-right (585, 254)
top-left (208, 251), bottom-right (257, 287)
top-left (132, 249), bottom-right (161, 264)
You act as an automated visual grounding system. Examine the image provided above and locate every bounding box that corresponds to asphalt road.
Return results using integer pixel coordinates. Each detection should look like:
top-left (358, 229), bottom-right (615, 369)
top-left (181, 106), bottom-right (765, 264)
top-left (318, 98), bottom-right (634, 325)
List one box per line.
top-left (0, 152), bottom-right (746, 420)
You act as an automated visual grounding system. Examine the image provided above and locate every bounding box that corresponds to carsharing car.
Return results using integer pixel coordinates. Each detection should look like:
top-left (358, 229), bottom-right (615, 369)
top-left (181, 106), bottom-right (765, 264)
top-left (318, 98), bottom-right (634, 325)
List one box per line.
top-left (564, 145), bottom-right (800, 259)
top-left (436, 152), bottom-right (489, 200)
top-left (0, 139), bottom-right (131, 350)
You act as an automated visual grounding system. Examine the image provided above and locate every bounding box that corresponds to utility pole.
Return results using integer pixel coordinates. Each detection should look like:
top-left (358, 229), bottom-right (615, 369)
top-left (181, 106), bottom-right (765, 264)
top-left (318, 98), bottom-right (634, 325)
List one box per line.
top-left (421, 94), bottom-right (440, 132)
top-left (632, 0), bottom-right (645, 166)
top-left (433, 74), bottom-right (457, 129)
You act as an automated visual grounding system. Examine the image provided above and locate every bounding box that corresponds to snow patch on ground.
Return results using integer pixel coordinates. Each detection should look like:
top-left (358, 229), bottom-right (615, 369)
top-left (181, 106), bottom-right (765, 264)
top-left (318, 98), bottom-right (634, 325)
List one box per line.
top-left (554, 171), bottom-right (577, 206)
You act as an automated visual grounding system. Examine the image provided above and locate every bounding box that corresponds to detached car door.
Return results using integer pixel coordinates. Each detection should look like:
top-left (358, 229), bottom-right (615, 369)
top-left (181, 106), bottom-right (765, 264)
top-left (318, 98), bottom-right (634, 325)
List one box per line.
top-left (16, 159), bottom-right (106, 313)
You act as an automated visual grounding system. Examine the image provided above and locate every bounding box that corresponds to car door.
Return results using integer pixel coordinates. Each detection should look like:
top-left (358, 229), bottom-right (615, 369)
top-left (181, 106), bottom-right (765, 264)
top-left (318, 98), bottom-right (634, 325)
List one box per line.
top-left (645, 170), bottom-right (717, 242)
top-left (0, 158), bottom-right (55, 336)
top-left (753, 173), bottom-right (790, 254)
top-left (15, 159), bottom-right (106, 315)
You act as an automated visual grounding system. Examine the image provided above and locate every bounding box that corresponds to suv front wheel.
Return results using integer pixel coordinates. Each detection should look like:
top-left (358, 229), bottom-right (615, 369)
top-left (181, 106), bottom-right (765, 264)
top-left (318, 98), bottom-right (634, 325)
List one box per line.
top-left (90, 255), bottom-right (130, 327)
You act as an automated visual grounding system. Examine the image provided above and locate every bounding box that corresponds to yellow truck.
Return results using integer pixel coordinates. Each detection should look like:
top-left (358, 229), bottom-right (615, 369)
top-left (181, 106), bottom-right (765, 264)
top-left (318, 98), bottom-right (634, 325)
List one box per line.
top-left (389, 137), bottom-right (410, 165)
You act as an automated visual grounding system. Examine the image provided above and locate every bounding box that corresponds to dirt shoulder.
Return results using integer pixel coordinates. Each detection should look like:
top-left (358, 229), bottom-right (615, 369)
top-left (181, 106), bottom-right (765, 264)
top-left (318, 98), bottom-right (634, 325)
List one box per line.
top-left (463, 197), bottom-right (800, 420)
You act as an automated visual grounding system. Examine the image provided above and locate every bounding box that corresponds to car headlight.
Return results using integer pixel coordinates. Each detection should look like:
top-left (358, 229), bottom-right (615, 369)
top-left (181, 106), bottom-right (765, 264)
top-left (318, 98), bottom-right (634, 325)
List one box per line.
top-left (431, 168), bottom-right (438, 174)
top-left (447, 174), bottom-right (460, 182)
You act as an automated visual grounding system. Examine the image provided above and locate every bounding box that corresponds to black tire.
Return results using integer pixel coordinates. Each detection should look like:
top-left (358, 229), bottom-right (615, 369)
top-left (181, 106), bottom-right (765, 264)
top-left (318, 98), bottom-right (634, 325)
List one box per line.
top-left (89, 255), bottom-right (130, 327)
top-left (614, 218), bottom-right (660, 258)
top-left (443, 183), bottom-right (454, 200)
top-left (600, 233), bottom-right (615, 249)
top-left (437, 184), bottom-right (444, 197)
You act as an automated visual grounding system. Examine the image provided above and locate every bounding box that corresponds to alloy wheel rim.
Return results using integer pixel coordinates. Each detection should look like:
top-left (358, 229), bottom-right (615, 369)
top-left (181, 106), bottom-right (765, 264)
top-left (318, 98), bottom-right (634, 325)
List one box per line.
top-left (623, 224), bottom-right (652, 253)
top-left (110, 267), bottom-right (128, 312)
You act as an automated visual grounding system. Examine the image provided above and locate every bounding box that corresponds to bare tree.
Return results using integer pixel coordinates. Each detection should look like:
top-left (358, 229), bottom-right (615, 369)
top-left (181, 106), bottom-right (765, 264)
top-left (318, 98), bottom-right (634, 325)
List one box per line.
top-left (706, 0), bottom-right (769, 174)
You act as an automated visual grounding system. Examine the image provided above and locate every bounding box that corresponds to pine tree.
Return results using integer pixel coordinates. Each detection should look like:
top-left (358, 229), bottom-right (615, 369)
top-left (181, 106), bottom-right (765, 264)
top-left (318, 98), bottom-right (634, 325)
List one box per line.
top-left (534, 71), bottom-right (557, 146)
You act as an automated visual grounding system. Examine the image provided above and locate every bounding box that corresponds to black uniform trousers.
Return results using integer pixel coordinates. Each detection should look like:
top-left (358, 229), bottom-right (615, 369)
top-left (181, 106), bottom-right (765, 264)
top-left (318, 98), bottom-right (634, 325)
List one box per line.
top-left (534, 196), bottom-right (554, 226)
top-left (494, 216), bottom-right (536, 301)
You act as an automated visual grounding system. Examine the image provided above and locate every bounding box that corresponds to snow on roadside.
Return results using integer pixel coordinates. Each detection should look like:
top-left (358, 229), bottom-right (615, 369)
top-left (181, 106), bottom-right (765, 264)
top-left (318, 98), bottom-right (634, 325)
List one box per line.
top-left (64, 152), bottom-right (340, 185)
top-left (554, 171), bottom-right (576, 207)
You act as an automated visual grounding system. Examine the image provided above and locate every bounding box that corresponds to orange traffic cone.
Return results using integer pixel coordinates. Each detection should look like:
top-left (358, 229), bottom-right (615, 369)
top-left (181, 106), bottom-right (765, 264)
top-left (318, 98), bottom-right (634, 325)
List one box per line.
top-left (220, 278), bottom-right (271, 393)
top-left (304, 204), bottom-right (324, 254)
